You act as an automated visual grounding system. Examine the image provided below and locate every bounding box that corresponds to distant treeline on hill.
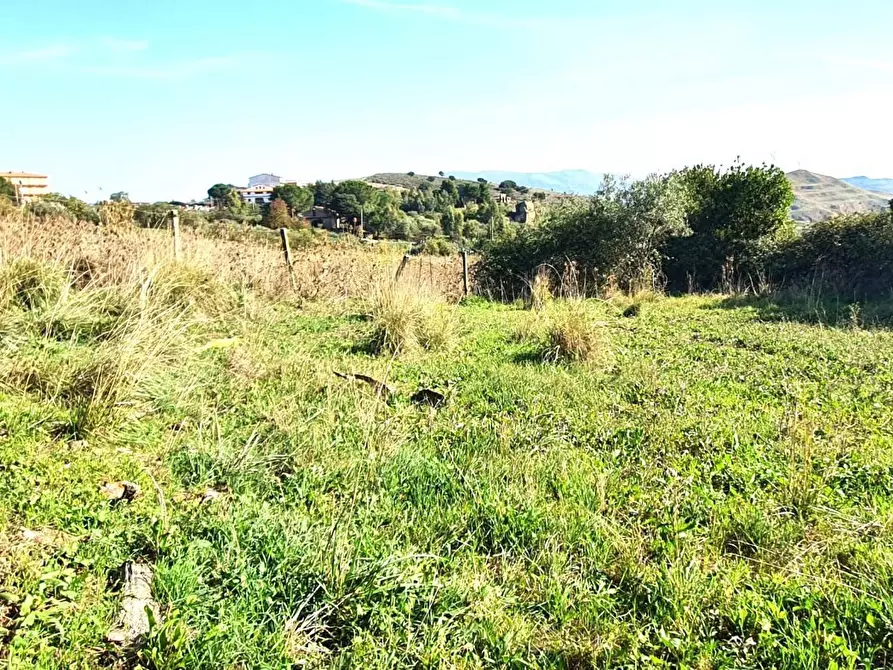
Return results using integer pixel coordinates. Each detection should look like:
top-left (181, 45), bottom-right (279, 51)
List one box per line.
top-left (201, 174), bottom-right (541, 253)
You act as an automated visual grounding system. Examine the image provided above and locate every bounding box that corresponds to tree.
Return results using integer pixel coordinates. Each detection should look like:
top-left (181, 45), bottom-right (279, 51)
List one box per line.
top-left (441, 206), bottom-right (464, 240)
top-left (0, 177), bottom-right (15, 202)
top-left (208, 183), bottom-right (240, 210)
top-left (110, 191), bottom-right (130, 203)
top-left (271, 183), bottom-right (313, 217)
top-left (313, 181), bottom-right (336, 209)
top-left (499, 180), bottom-right (518, 192)
top-left (262, 198), bottom-right (292, 229)
top-left (532, 191), bottom-right (547, 201)
top-left (438, 171), bottom-right (445, 177)
top-left (407, 171), bottom-right (415, 177)
top-left (439, 179), bottom-right (459, 205)
top-left (477, 178), bottom-right (488, 184)
top-left (664, 162), bottom-right (794, 290)
top-left (478, 173), bottom-right (690, 293)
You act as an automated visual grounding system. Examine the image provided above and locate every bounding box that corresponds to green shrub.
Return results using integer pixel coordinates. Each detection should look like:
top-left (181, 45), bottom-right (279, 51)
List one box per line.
top-left (419, 237), bottom-right (457, 257)
top-left (771, 212), bottom-right (893, 299)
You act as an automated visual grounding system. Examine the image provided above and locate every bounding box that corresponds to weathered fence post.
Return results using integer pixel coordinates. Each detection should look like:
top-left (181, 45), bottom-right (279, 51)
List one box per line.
top-left (395, 254), bottom-right (410, 282)
top-left (279, 227), bottom-right (296, 289)
top-left (170, 210), bottom-right (181, 261)
top-left (462, 251), bottom-right (470, 297)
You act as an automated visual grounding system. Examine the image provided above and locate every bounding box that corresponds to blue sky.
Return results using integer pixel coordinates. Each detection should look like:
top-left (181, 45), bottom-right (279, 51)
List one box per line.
top-left (2, 0), bottom-right (892, 202)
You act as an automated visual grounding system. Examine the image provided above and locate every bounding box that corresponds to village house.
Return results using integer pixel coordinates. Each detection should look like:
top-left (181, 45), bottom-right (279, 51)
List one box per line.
top-left (237, 173), bottom-right (300, 206)
top-left (302, 206), bottom-right (342, 231)
top-left (1, 171), bottom-right (48, 202)
top-left (237, 185), bottom-right (275, 206)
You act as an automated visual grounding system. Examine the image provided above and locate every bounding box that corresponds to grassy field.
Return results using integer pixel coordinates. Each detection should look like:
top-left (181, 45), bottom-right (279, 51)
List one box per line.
top-left (2, 220), bottom-right (893, 668)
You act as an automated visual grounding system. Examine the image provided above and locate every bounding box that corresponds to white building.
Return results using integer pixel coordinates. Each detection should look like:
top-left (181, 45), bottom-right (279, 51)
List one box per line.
top-left (237, 174), bottom-right (300, 206)
top-left (248, 173), bottom-right (282, 188)
top-left (238, 185), bottom-right (275, 206)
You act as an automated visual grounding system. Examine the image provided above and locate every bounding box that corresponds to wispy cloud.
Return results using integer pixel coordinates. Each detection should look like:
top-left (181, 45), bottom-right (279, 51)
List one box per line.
top-left (0, 37), bottom-right (236, 81)
top-left (78, 56), bottom-right (235, 81)
top-left (341, 0), bottom-right (584, 30)
top-left (343, 0), bottom-right (460, 19)
top-left (825, 55), bottom-right (893, 72)
top-left (0, 45), bottom-right (74, 65)
top-left (99, 37), bottom-right (151, 53)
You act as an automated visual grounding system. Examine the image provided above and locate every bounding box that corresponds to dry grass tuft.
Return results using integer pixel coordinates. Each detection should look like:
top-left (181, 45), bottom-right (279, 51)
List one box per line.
top-left (526, 269), bottom-right (553, 311)
top-left (367, 282), bottom-right (457, 355)
top-left (540, 300), bottom-right (610, 363)
top-left (0, 259), bottom-right (67, 311)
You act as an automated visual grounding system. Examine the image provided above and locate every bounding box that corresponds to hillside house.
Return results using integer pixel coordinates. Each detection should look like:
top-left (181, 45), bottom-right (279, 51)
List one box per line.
top-left (1, 171), bottom-right (48, 202)
top-left (302, 206), bottom-right (342, 231)
top-left (237, 185), bottom-right (275, 206)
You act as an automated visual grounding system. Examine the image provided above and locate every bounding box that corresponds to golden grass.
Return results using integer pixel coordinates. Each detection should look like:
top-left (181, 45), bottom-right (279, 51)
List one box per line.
top-left (530, 299), bottom-right (612, 364)
top-left (0, 213), bottom-right (463, 303)
top-left (367, 281), bottom-right (458, 355)
top-left (526, 268), bottom-right (553, 311)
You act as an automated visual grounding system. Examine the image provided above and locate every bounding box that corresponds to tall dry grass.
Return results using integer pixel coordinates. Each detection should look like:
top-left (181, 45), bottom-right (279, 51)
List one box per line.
top-left (0, 213), bottom-right (464, 302)
top-left (0, 211), bottom-right (464, 436)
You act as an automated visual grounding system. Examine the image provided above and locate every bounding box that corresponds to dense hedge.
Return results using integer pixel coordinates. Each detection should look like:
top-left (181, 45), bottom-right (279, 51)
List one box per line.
top-left (771, 212), bottom-right (893, 299)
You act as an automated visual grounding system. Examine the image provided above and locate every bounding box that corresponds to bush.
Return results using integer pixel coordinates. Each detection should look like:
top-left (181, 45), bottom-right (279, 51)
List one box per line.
top-left (25, 199), bottom-right (73, 221)
top-left (772, 212), bottom-right (893, 299)
top-left (419, 237), bottom-right (457, 257)
top-left (663, 163), bottom-right (794, 291)
top-left (479, 175), bottom-right (688, 297)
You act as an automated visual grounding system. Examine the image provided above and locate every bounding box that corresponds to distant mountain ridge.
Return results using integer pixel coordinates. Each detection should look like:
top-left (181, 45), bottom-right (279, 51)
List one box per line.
top-left (788, 170), bottom-right (891, 223)
top-left (448, 170), bottom-right (604, 195)
top-left (841, 176), bottom-right (893, 195)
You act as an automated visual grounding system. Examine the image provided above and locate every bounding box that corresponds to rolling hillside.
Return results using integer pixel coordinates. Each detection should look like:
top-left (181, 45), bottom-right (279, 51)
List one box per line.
top-left (788, 170), bottom-right (891, 223)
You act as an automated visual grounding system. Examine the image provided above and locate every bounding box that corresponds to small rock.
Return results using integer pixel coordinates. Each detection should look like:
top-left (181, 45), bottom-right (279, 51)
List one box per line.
top-left (200, 489), bottom-right (223, 505)
top-left (100, 481), bottom-right (141, 503)
top-left (106, 563), bottom-right (159, 648)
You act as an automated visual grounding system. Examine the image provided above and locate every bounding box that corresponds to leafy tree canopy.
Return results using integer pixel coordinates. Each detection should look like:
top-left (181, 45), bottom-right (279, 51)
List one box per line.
top-left (271, 184), bottom-right (313, 217)
top-left (0, 177), bottom-right (17, 201)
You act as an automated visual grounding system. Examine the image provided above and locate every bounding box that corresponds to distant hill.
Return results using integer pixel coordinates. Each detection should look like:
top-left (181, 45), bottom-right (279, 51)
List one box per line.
top-left (787, 170), bottom-right (891, 223)
top-left (448, 170), bottom-right (603, 195)
top-left (841, 176), bottom-right (893, 196)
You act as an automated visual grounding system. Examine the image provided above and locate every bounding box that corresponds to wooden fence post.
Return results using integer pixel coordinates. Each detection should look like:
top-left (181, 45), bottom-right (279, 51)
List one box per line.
top-left (395, 254), bottom-right (410, 282)
top-left (170, 210), bottom-right (181, 261)
top-left (279, 228), bottom-right (296, 288)
top-left (462, 251), bottom-right (470, 297)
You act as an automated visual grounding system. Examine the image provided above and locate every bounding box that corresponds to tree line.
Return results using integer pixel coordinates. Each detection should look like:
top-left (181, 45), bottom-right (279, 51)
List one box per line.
top-left (478, 162), bottom-right (893, 300)
top-left (204, 176), bottom-right (522, 247)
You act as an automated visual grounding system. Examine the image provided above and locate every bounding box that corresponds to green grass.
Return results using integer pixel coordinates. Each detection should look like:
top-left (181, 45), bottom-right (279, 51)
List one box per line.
top-left (2, 281), bottom-right (893, 668)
